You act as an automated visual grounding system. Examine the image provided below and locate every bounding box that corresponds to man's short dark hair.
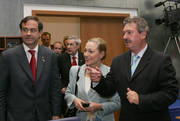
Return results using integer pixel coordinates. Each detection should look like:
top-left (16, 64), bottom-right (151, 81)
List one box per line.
top-left (19, 16), bottom-right (43, 32)
top-left (41, 32), bottom-right (51, 38)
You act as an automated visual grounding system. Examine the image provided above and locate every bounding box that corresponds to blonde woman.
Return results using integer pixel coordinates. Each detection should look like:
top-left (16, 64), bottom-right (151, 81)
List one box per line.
top-left (65, 37), bottom-right (120, 121)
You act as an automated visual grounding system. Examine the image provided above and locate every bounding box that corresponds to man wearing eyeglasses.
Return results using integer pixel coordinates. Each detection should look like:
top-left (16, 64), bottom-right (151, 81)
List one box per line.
top-left (0, 16), bottom-right (61, 121)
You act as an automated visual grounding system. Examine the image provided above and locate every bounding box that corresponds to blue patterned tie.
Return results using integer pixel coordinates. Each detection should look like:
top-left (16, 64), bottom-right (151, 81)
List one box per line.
top-left (131, 55), bottom-right (140, 76)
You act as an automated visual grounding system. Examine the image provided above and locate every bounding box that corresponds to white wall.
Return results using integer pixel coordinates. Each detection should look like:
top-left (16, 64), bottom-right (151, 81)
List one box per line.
top-left (24, 4), bottom-right (138, 17)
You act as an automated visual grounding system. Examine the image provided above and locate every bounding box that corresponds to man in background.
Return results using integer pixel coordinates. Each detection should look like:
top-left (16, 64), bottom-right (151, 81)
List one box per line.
top-left (0, 16), bottom-right (61, 121)
top-left (41, 32), bottom-right (52, 48)
top-left (53, 41), bottom-right (63, 55)
top-left (88, 16), bottom-right (179, 121)
top-left (57, 36), bottom-right (85, 117)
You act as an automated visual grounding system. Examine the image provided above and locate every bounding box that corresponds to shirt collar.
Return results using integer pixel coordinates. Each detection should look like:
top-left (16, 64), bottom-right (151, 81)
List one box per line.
top-left (70, 52), bottom-right (78, 58)
top-left (23, 43), bottom-right (38, 54)
top-left (131, 44), bottom-right (148, 58)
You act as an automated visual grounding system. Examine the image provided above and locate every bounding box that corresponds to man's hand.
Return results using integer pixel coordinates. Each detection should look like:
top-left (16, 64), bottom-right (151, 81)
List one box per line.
top-left (126, 88), bottom-right (139, 105)
top-left (61, 87), bottom-right (66, 94)
top-left (86, 66), bottom-right (102, 83)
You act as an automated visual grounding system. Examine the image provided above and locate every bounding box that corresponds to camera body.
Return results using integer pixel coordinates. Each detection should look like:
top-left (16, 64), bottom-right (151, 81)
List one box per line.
top-left (82, 103), bottom-right (89, 107)
top-left (154, 1), bottom-right (180, 25)
top-left (154, 0), bottom-right (180, 34)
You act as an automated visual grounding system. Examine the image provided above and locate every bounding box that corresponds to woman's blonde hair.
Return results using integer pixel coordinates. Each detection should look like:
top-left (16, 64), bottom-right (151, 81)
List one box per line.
top-left (87, 37), bottom-right (106, 60)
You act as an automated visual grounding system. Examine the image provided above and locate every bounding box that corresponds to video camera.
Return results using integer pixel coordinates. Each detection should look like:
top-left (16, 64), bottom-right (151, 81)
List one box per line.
top-left (154, 0), bottom-right (180, 33)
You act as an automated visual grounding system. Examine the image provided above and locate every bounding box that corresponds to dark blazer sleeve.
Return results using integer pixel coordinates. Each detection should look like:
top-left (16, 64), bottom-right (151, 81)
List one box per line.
top-left (0, 52), bottom-right (9, 121)
top-left (138, 55), bottom-right (179, 112)
top-left (50, 53), bottom-right (62, 116)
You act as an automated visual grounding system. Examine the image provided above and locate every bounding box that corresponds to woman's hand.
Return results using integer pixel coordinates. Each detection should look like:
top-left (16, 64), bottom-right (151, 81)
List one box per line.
top-left (73, 98), bottom-right (87, 111)
top-left (86, 102), bottom-right (102, 113)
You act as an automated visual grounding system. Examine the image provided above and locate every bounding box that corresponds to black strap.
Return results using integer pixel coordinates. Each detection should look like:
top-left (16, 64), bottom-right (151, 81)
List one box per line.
top-left (75, 66), bottom-right (80, 96)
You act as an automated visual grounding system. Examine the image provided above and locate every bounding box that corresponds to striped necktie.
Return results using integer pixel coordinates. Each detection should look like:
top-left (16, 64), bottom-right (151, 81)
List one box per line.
top-left (131, 55), bottom-right (140, 76)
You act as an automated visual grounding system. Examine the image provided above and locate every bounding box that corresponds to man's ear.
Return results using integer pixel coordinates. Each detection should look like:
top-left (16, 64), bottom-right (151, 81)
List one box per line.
top-left (39, 30), bottom-right (43, 36)
top-left (77, 44), bottom-right (81, 49)
top-left (141, 31), bottom-right (147, 40)
top-left (38, 31), bottom-right (43, 40)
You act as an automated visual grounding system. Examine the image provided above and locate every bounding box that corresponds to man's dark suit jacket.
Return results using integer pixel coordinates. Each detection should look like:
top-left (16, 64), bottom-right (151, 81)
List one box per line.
top-left (0, 45), bottom-right (61, 121)
top-left (57, 52), bottom-right (85, 89)
top-left (94, 47), bottom-right (179, 121)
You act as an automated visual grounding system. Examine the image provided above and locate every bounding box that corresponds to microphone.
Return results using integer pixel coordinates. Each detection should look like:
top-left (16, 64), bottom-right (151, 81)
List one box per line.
top-left (154, 1), bottom-right (166, 7)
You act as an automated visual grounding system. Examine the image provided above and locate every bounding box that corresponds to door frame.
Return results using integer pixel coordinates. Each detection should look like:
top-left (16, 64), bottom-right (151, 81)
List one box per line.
top-left (32, 10), bottom-right (130, 18)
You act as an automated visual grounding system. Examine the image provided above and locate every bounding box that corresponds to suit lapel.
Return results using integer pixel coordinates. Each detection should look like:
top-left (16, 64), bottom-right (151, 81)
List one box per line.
top-left (124, 51), bottom-right (132, 81)
top-left (36, 45), bottom-right (46, 81)
top-left (76, 66), bottom-right (88, 98)
top-left (17, 45), bottom-right (34, 81)
top-left (78, 52), bottom-right (85, 66)
top-left (130, 47), bottom-right (152, 80)
top-left (65, 53), bottom-right (72, 69)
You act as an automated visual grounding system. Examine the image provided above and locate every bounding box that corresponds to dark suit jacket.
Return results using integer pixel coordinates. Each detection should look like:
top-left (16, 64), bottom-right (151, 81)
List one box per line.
top-left (0, 45), bottom-right (61, 121)
top-left (57, 52), bottom-right (85, 89)
top-left (94, 47), bottom-right (179, 121)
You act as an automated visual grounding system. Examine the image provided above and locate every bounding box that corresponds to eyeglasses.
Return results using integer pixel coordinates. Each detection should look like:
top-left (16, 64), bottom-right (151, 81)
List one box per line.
top-left (54, 47), bottom-right (63, 50)
top-left (66, 43), bottom-right (75, 47)
top-left (22, 27), bottom-right (38, 33)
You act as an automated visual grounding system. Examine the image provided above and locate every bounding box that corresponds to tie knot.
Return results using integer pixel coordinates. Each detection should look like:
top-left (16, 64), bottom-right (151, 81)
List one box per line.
top-left (73, 56), bottom-right (76, 59)
top-left (131, 55), bottom-right (140, 65)
top-left (134, 55), bottom-right (140, 60)
top-left (28, 50), bottom-right (35, 56)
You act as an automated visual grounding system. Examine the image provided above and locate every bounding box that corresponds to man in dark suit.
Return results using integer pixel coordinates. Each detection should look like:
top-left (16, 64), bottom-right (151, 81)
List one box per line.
top-left (57, 36), bottom-right (85, 116)
top-left (0, 16), bottom-right (61, 121)
top-left (87, 17), bottom-right (179, 121)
